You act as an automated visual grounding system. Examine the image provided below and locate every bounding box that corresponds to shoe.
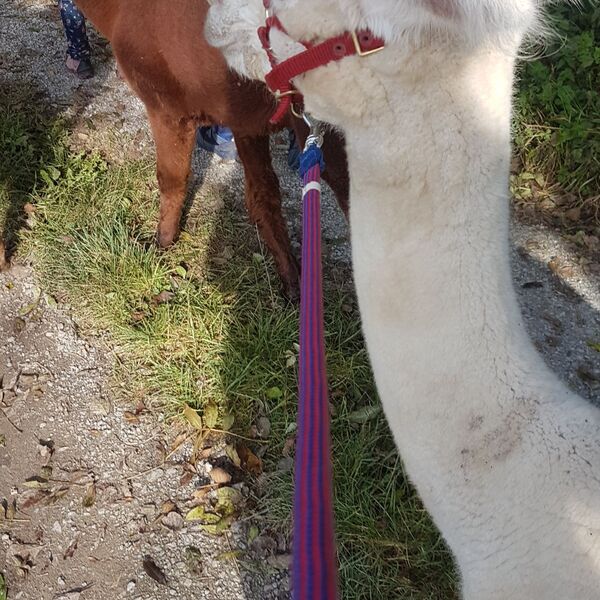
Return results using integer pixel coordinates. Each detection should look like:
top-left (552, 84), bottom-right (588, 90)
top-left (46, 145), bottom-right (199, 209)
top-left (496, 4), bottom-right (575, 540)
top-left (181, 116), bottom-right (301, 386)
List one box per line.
top-left (196, 126), bottom-right (239, 161)
top-left (65, 55), bottom-right (94, 79)
top-left (287, 129), bottom-right (301, 171)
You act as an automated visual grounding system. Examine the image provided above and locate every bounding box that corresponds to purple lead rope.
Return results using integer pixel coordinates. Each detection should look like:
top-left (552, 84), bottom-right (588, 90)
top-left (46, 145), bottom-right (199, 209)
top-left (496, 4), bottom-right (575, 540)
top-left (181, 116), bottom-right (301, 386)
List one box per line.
top-left (293, 139), bottom-right (339, 600)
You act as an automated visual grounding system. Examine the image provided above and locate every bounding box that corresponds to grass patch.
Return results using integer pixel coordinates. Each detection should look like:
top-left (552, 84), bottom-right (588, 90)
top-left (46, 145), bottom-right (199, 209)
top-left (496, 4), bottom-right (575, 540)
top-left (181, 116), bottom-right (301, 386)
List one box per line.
top-left (515, 1), bottom-right (600, 225)
top-left (1, 101), bottom-right (457, 598)
top-left (0, 90), bottom-right (66, 260)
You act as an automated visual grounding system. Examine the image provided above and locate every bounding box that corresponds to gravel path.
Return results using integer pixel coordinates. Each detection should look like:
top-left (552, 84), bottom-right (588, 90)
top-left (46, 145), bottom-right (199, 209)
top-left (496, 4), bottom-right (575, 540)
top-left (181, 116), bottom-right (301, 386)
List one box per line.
top-left (1, 1), bottom-right (599, 599)
top-left (1, 265), bottom-right (280, 600)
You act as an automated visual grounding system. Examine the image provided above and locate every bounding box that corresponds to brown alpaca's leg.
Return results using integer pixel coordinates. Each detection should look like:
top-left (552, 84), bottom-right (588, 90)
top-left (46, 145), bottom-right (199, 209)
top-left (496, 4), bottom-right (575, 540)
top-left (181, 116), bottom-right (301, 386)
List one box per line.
top-left (147, 110), bottom-right (196, 248)
top-left (234, 134), bottom-right (300, 300)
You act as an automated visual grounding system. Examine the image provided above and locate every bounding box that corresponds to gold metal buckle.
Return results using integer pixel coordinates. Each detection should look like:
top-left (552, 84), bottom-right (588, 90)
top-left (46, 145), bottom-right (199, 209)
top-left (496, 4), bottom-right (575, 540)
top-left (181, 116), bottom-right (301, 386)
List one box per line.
top-left (351, 30), bottom-right (385, 57)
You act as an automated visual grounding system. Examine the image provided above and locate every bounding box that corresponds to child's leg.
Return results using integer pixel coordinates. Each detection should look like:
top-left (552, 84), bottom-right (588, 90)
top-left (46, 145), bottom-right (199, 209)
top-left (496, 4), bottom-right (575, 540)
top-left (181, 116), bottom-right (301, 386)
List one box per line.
top-left (59, 0), bottom-right (94, 78)
top-left (59, 0), bottom-right (91, 59)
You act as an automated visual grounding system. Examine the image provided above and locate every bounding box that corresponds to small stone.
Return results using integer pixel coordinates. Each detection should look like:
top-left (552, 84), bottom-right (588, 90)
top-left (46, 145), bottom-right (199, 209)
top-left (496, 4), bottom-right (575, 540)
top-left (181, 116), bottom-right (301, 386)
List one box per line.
top-left (126, 580), bottom-right (136, 593)
top-left (57, 575), bottom-right (66, 586)
top-left (52, 521), bottom-right (62, 534)
top-left (162, 512), bottom-right (184, 531)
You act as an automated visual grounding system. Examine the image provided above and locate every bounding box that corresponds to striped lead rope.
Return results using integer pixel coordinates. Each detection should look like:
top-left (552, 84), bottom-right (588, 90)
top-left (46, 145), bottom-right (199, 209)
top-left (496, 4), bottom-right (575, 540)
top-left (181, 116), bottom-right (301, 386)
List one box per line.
top-left (293, 136), bottom-right (339, 600)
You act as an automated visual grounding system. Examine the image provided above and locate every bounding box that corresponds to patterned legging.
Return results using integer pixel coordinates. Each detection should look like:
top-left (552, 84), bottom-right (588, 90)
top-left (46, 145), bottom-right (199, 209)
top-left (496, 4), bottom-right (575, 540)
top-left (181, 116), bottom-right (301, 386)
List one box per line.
top-left (59, 0), bottom-right (91, 60)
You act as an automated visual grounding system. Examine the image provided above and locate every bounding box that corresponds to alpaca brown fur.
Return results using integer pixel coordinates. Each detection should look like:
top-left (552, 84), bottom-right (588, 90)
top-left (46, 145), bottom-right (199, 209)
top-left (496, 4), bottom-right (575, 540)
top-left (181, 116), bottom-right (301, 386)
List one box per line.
top-left (77, 0), bottom-right (349, 297)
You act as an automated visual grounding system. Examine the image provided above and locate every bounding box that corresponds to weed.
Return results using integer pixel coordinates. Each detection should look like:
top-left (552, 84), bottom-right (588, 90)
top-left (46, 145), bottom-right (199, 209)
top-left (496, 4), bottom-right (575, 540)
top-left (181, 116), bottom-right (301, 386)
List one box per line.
top-left (516, 1), bottom-right (600, 220)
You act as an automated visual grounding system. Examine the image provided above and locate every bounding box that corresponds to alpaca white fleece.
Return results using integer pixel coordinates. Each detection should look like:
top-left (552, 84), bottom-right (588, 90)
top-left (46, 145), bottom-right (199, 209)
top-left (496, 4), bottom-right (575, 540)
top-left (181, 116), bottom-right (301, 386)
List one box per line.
top-left (206, 2), bottom-right (600, 598)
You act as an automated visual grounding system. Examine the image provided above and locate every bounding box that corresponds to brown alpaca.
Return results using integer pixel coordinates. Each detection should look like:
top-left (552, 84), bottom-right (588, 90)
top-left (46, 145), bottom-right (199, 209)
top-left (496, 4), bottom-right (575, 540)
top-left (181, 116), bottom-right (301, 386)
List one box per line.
top-left (76, 0), bottom-right (349, 298)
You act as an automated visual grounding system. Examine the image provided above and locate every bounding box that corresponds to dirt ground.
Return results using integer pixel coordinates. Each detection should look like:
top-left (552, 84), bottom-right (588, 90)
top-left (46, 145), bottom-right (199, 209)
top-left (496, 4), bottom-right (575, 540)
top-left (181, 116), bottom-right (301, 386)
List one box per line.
top-left (1, 1), bottom-right (599, 600)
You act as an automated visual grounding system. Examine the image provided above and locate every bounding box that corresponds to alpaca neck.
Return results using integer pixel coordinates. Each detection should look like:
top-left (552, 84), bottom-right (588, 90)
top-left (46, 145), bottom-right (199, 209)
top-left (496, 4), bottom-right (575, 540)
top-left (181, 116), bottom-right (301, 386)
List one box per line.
top-left (344, 45), bottom-right (567, 477)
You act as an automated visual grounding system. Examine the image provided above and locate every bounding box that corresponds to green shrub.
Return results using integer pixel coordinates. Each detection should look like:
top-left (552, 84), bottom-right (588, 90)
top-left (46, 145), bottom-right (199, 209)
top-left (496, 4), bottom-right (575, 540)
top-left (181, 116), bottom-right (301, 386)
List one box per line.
top-left (516, 2), bottom-right (600, 198)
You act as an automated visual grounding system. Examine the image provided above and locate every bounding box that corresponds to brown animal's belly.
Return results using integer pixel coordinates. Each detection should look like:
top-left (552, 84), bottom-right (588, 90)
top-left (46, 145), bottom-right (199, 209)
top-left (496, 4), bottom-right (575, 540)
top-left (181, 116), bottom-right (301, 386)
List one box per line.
top-left (90, 0), bottom-right (278, 134)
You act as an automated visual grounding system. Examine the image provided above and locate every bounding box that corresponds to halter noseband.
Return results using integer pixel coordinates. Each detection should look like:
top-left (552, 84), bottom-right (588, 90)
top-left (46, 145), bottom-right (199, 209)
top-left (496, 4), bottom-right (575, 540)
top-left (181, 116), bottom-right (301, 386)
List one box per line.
top-left (258, 0), bottom-right (385, 123)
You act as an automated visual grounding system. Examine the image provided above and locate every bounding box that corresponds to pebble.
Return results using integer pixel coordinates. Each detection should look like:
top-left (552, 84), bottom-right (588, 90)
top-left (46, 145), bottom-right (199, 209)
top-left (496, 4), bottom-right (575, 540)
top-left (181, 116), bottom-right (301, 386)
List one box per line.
top-left (162, 511), bottom-right (185, 531)
top-left (126, 580), bottom-right (136, 593)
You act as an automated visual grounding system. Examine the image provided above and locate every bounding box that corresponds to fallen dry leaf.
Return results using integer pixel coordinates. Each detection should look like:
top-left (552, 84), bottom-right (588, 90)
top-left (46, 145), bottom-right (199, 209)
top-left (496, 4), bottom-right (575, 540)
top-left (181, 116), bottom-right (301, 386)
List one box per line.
top-left (282, 437), bottom-right (295, 457)
top-left (237, 445), bottom-right (263, 475)
top-left (203, 402), bottom-right (219, 429)
top-left (63, 537), bottom-right (78, 560)
top-left (548, 257), bottom-right (576, 279)
top-left (160, 500), bottom-right (177, 515)
top-left (180, 471), bottom-right (194, 486)
top-left (266, 554), bottom-right (292, 570)
top-left (170, 432), bottom-right (189, 453)
top-left (142, 555), bottom-right (167, 585)
top-left (185, 506), bottom-right (221, 523)
top-left (5, 500), bottom-right (16, 520)
top-left (191, 489), bottom-right (210, 505)
top-left (209, 467), bottom-right (231, 484)
top-left (225, 444), bottom-right (241, 468)
top-left (255, 416), bottom-right (271, 438)
top-left (47, 487), bottom-right (70, 505)
top-left (130, 310), bottom-right (147, 322)
top-left (19, 489), bottom-right (51, 510)
top-left (151, 290), bottom-right (175, 305)
top-left (183, 405), bottom-right (203, 430)
top-left (123, 411), bottom-right (140, 425)
top-left (221, 414), bottom-right (235, 431)
top-left (82, 484), bottom-right (96, 508)
top-left (216, 550), bottom-right (243, 562)
top-left (23, 477), bottom-right (49, 489)
top-left (348, 405), bottom-right (381, 424)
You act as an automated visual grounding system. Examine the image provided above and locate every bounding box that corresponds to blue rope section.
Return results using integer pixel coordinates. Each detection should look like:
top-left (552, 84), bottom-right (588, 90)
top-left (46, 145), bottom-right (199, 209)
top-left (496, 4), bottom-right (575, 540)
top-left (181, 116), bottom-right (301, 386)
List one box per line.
top-left (299, 145), bottom-right (326, 177)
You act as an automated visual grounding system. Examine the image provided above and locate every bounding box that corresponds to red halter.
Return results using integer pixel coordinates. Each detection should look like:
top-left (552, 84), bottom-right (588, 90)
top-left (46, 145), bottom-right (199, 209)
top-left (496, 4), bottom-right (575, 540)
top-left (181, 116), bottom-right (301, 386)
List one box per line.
top-left (258, 0), bottom-right (385, 123)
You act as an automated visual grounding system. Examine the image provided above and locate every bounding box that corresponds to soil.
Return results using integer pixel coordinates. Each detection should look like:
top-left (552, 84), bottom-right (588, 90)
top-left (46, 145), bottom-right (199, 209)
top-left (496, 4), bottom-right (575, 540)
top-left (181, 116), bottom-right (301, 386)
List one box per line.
top-left (1, 1), bottom-right (599, 600)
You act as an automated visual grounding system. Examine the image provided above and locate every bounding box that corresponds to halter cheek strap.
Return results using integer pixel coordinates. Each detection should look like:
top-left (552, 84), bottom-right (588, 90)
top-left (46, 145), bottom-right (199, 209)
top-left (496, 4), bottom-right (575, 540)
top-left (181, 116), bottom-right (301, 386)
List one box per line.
top-left (259, 1), bottom-right (385, 123)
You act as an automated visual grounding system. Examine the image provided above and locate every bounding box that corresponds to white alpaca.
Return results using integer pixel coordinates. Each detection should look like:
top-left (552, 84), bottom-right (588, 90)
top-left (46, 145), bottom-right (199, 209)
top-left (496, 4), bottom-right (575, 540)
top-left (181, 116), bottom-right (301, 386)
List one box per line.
top-left (206, 1), bottom-right (600, 598)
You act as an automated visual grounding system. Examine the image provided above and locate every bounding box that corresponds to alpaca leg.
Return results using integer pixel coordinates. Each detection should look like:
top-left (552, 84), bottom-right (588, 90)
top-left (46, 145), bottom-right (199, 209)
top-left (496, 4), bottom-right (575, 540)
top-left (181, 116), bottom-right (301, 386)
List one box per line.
top-left (147, 109), bottom-right (196, 248)
top-left (234, 133), bottom-right (300, 300)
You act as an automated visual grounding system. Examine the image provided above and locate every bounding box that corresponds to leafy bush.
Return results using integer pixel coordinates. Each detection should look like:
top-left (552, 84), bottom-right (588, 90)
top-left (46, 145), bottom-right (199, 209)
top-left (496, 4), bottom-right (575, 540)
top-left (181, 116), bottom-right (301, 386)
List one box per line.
top-left (516, 2), bottom-right (600, 199)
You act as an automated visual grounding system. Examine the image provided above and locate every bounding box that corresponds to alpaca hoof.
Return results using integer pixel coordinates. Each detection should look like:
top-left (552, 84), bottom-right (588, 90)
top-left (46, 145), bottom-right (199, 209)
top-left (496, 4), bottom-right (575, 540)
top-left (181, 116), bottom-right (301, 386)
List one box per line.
top-left (280, 256), bottom-right (301, 303)
top-left (282, 279), bottom-right (301, 304)
top-left (156, 227), bottom-right (178, 249)
top-left (0, 241), bottom-right (10, 272)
